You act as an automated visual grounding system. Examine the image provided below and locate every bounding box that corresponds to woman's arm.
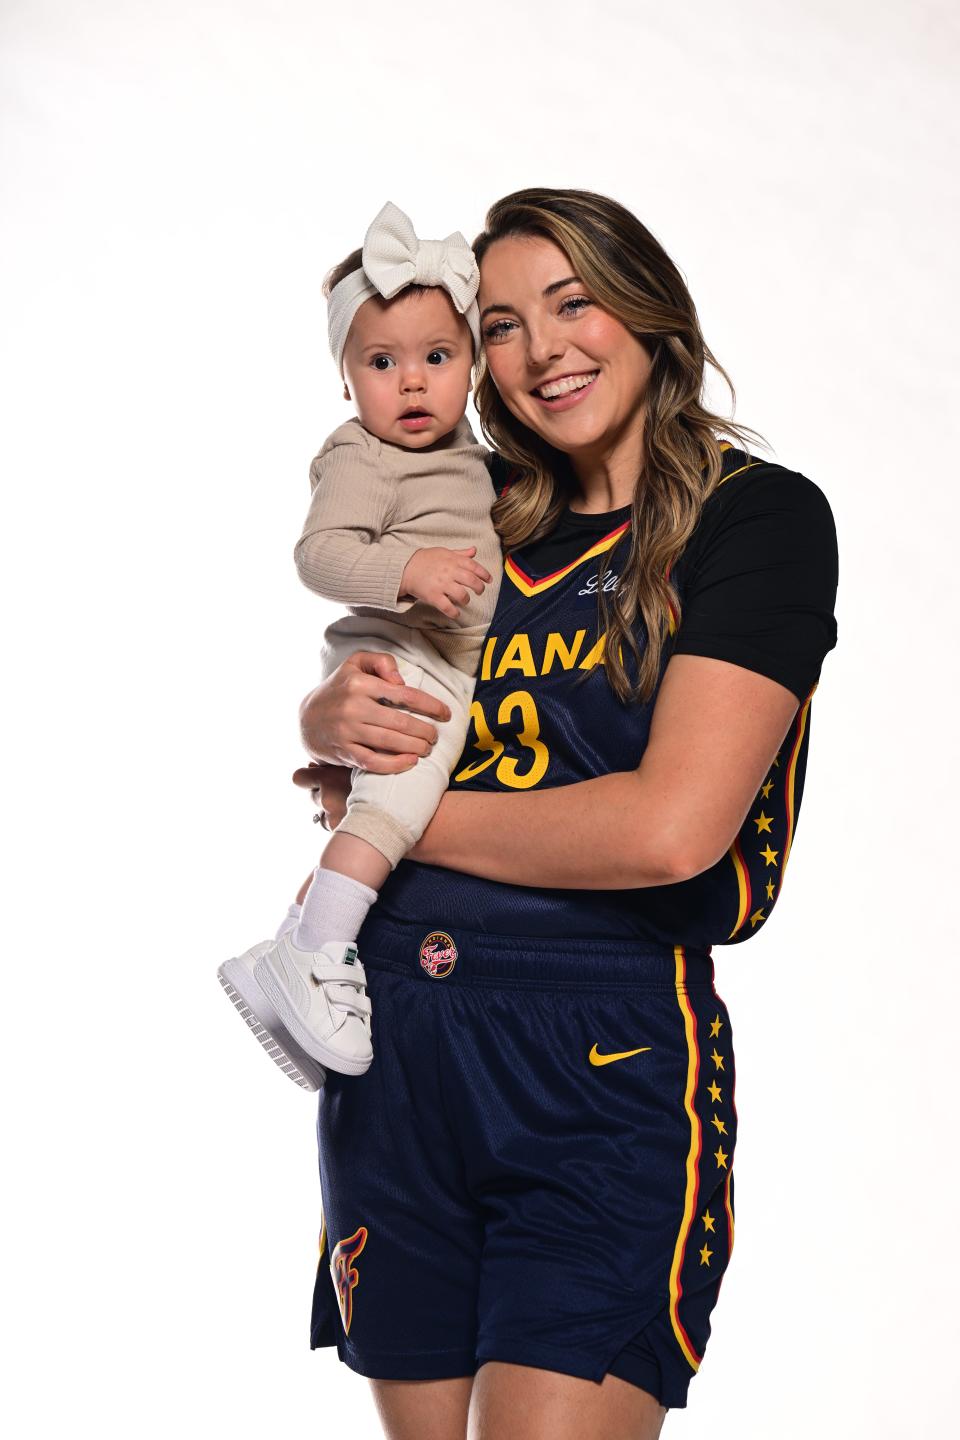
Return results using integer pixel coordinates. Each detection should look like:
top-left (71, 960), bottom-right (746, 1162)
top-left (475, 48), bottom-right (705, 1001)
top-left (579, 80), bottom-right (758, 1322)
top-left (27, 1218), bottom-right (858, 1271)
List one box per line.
top-left (410, 468), bottom-right (836, 889)
top-left (408, 654), bottom-right (802, 889)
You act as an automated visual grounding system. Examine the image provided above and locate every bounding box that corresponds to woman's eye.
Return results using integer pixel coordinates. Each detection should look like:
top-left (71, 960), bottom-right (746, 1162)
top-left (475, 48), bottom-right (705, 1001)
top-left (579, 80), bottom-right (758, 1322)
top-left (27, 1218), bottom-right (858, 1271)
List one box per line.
top-left (483, 318), bottom-right (516, 342)
top-left (426, 350), bottom-right (450, 366)
top-left (559, 295), bottom-right (592, 317)
top-left (371, 355), bottom-right (395, 370)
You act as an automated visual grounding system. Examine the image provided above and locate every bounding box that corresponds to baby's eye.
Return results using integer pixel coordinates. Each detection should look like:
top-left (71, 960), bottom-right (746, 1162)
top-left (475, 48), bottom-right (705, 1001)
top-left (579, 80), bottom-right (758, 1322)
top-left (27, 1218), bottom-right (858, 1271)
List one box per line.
top-left (426, 350), bottom-right (450, 366)
top-left (483, 318), bottom-right (517, 342)
top-left (370, 354), bottom-right (395, 370)
top-left (559, 295), bottom-right (592, 317)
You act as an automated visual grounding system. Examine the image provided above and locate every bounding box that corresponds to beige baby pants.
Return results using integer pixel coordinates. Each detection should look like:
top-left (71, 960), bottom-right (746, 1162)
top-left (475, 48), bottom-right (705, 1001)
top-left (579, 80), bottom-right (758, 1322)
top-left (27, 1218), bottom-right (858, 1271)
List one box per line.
top-left (320, 614), bottom-right (481, 868)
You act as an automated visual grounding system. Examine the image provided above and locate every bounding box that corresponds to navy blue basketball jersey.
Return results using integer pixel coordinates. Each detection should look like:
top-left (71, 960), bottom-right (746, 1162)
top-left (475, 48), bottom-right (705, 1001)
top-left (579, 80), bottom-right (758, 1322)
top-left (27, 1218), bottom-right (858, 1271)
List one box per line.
top-left (377, 446), bottom-right (838, 948)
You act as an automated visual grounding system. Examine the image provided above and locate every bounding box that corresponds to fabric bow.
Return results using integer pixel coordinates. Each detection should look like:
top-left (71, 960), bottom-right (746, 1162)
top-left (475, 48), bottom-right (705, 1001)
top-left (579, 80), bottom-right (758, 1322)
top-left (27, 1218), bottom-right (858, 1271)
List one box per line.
top-left (326, 201), bottom-right (482, 372)
top-left (362, 201), bottom-right (479, 315)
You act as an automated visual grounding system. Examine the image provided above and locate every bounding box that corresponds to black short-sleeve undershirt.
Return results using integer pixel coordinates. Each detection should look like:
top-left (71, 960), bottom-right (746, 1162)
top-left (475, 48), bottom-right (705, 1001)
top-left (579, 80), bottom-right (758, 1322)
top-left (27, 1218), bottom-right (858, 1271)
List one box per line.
top-left (670, 460), bottom-right (838, 701)
top-left (496, 451), bottom-right (839, 703)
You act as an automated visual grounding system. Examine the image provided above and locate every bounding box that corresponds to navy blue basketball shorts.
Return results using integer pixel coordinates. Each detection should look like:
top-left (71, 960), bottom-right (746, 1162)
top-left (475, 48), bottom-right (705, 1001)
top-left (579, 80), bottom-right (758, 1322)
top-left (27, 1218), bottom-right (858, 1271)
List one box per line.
top-left (310, 917), bottom-right (737, 1410)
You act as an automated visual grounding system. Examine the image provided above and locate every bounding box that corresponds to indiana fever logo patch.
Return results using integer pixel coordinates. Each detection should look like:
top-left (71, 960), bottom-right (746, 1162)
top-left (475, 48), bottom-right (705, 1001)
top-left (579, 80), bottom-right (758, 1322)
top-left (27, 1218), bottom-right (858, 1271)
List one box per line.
top-left (419, 930), bottom-right (458, 979)
top-left (330, 1226), bottom-right (367, 1335)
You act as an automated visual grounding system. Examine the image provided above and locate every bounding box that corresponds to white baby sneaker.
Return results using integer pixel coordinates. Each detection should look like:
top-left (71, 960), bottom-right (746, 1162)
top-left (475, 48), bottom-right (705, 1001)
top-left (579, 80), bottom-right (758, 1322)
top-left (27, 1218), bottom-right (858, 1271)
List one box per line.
top-left (218, 943), bottom-right (328, 1092)
top-left (253, 935), bottom-right (373, 1076)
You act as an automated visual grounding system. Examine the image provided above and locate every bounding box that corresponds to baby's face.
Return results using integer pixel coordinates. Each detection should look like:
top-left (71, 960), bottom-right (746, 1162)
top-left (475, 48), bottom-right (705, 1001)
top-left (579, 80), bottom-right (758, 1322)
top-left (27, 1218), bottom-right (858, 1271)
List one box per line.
top-left (342, 287), bottom-right (473, 449)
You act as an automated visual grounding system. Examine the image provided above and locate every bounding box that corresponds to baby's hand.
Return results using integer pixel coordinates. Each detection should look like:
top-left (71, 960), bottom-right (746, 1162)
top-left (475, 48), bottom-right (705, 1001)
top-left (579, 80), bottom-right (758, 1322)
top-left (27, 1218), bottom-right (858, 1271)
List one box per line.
top-left (400, 547), bottom-right (493, 620)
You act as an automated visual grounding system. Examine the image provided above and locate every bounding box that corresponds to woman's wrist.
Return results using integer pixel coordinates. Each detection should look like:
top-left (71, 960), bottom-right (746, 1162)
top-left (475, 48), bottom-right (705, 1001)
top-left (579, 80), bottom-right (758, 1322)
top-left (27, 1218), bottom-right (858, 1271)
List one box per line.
top-left (298, 684), bottom-right (337, 765)
top-left (407, 794), bottom-right (454, 865)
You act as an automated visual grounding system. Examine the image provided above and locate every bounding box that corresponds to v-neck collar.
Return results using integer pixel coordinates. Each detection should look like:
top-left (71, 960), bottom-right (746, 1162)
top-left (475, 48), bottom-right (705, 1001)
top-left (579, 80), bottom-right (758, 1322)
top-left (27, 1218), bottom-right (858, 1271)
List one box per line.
top-left (502, 443), bottom-right (760, 598)
top-left (504, 518), bottom-right (630, 597)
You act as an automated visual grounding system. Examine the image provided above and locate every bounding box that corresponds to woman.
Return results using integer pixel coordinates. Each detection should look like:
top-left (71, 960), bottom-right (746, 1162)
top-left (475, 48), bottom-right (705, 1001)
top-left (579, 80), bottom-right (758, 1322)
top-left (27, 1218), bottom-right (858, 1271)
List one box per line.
top-left (294, 189), bottom-right (838, 1440)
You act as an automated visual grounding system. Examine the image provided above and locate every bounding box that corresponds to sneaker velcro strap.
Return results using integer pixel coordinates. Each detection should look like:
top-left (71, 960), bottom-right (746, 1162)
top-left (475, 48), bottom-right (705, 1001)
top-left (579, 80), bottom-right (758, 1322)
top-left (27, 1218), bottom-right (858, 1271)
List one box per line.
top-left (310, 957), bottom-right (372, 1022)
top-left (330, 990), bottom-right (372, 1018)
top-left (311, 956), bottom-right (368, 984)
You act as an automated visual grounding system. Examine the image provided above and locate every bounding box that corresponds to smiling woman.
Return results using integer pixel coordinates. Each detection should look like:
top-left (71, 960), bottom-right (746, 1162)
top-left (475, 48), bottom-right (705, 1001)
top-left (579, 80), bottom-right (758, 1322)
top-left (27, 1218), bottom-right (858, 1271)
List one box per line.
top-left (481, 246), bottom-right (652, 447)
top-left (474, 191), bottom-right (761, 707)
top-left (298, 188), bottom-right (838, 1440)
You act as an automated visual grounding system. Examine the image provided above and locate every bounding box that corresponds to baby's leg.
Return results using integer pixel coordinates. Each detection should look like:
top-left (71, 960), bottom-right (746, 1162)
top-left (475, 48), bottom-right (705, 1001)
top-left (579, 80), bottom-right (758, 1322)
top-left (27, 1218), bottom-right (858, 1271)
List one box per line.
top-left (243, 626), bottom-right (473, 1078)
top-left (318, 832), bottom-right (391, 891)
top-left (332, 653), bottom-right (470, 860)
top-left (293, 619), bottom-right (473, 956)
top-left (294, 842), bottom-right (381, 952)
top-left (294, 650), bottom-right (470, 952)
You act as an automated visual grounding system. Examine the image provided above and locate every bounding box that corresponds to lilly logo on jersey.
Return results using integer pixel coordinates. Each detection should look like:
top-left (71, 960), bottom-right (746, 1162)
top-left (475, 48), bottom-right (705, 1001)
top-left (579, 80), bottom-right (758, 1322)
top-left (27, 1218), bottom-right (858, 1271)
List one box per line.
top-left (578, 570), bottom-right (620, 597)
top-left (419, 930), bottom-right (458, 979)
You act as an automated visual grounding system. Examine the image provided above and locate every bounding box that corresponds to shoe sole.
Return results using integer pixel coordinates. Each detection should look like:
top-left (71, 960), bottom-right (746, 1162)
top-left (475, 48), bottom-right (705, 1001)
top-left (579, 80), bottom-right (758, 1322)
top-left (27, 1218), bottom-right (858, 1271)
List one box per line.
top-left (218, 956), bottom-right (325, 1092)
top-left (253, 954), bottom-right (373, 1076)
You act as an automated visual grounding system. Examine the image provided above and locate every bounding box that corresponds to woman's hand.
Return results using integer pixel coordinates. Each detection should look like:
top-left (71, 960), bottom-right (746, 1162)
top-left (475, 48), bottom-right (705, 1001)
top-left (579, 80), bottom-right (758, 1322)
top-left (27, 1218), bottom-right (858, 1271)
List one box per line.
top-left (298, 650), bottom-right (451, 774)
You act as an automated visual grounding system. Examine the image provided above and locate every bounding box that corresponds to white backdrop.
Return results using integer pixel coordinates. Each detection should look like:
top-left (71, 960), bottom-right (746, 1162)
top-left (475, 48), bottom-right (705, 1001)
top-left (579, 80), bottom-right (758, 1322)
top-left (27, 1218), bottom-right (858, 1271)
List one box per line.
top-left (3, 2), bottom-right (958, 1436)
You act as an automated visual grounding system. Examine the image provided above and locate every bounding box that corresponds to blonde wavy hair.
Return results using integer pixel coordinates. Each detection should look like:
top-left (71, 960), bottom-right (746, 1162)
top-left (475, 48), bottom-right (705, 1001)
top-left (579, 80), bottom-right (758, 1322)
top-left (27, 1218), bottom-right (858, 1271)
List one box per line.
top-left (474, 188), bottom-right (764, 704)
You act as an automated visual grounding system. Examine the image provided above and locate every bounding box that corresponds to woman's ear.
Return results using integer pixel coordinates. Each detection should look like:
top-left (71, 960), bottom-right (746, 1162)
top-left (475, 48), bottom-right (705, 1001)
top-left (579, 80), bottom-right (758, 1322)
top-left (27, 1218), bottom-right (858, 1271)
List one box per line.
top-left (343, 383), bottom-right (351, 401)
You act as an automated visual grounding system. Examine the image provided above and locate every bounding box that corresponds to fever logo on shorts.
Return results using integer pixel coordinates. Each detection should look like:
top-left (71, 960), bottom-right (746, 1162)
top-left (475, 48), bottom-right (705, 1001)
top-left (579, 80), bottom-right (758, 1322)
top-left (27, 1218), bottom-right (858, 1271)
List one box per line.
top-left (329, 1225), bottom-right (368, 1335)
top-left (419, 930), bottom-right (458, 979)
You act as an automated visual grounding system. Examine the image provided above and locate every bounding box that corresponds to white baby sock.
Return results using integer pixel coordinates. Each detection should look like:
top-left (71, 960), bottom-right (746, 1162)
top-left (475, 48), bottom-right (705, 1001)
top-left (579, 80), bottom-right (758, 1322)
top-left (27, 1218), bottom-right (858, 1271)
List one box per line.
top-left (294, 867), bottom-right (378, 952)
top-left (274, 902), bottom-right (302, 941)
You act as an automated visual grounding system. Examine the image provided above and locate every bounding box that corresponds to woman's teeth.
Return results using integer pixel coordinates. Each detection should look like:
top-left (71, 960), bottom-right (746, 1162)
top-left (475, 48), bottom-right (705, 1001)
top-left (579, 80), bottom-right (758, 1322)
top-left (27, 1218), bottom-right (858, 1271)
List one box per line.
top-left (534, 371), bottom-right (598, 399)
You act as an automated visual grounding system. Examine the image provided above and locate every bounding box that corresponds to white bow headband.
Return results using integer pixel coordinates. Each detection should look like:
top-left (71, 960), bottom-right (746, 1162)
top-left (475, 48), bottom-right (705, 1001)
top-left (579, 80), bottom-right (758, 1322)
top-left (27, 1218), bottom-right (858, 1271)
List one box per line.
top-left (326, 201), bottom-right (481, 374)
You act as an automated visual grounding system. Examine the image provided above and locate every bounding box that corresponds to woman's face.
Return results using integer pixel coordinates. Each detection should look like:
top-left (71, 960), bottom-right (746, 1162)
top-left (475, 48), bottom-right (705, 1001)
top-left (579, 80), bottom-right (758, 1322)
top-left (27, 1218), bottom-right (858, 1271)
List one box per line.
top-left (477, 234), bottom-right (654, 465)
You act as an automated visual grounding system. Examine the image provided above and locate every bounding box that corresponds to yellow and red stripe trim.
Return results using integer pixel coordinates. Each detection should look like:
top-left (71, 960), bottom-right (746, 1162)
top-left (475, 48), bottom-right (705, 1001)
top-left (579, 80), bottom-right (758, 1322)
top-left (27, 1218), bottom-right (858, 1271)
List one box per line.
top-left (726, 837), bottom-right (752, 940)
top-left (663, 559), bottom-right (679, 636)
top-left (668, 945), bottom-right (703, 1373)
top-left (502, 447), bottom-right (761, 601)
top-left (723, 1173), bottom-right (735, 1255)
top-left (716, 458), bottom-right (762, 489)
top-left (781, 685), bottom-right (816, 873)
top-left (504, 520), bottom-right (630, 596)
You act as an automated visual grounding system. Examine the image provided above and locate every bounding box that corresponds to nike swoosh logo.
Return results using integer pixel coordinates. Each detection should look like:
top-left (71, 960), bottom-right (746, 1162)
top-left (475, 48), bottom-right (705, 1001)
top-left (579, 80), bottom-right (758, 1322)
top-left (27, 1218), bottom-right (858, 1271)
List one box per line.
top-left (588, 1044), bottom-right (652, 1067)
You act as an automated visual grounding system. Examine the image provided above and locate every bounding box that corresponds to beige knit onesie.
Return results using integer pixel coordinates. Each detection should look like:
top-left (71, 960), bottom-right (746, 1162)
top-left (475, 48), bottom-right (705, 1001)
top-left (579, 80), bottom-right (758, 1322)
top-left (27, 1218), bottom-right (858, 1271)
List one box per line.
top-left (295, 415), bottom-right (502, 867)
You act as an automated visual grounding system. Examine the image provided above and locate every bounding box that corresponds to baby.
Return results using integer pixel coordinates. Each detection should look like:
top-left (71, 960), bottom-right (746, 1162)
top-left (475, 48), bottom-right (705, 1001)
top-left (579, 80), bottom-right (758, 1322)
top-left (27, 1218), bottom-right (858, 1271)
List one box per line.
top-left (218, 202), bottom-right (501, 1089)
